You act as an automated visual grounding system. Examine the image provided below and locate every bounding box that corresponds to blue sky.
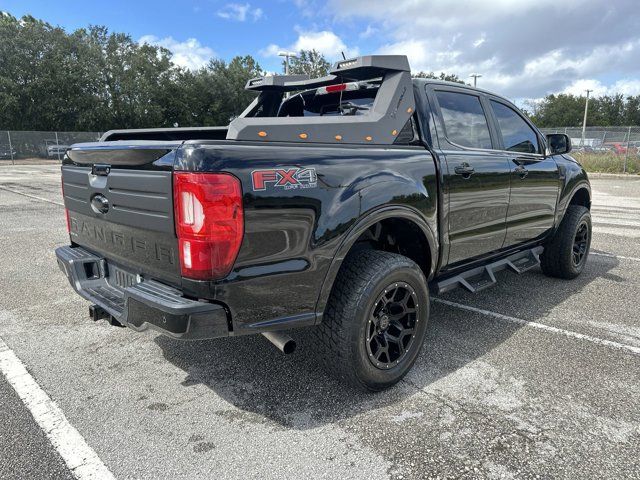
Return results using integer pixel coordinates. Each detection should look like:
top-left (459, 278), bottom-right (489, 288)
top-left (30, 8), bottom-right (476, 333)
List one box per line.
top-left (2, 0), bottom-right (640, 103)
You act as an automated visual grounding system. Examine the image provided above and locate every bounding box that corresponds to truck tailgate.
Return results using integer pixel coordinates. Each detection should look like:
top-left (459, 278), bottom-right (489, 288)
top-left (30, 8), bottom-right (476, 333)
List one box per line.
top-left (62, 144), bottom-right (181, 286)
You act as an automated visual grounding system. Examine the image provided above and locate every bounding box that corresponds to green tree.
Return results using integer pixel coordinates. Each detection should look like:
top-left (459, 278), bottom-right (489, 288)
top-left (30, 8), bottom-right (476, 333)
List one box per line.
top-left (0, 13), bottom-right (265, 130)
top-left (623, 95), bottom-right (640, 125)
top-left (0, 13), bottom-right (92, 130)
top-left (412, 71), bottom-right (466, 84)
top-left (86, 26), bottom-right (182, 130)
top-left (529, 93), bottom-right (640, 128)
top-left (597, 94), bottom-right (626, 126)
top-left (287, 49), bottom-right (331, 77)
top-left (528, 94), bottom-right (585, 127)
top-left (0, 14), bottom-right (187, 130)
top-left (179, 55), bottom-right (262, 126)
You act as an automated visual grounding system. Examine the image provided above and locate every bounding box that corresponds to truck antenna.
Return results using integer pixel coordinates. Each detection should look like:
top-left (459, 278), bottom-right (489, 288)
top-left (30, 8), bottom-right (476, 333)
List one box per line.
top-left (341, 51), bottom-right (346, 60)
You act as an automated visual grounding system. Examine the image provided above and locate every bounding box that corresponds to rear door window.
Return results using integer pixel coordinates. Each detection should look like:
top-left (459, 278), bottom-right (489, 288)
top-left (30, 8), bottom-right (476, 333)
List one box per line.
top-left (490, 100), bottom-right (540, 154)
top-left (435, 91), bottom-right (492, 149)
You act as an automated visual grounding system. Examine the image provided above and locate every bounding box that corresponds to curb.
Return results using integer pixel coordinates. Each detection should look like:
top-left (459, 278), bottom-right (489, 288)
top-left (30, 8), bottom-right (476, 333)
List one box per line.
top-left (587, 172), bottom-right (640, 178)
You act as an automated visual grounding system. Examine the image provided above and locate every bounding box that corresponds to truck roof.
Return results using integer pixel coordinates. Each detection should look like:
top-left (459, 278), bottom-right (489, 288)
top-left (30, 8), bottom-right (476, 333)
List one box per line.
top-left (413, 78), bottom-right (519, 109)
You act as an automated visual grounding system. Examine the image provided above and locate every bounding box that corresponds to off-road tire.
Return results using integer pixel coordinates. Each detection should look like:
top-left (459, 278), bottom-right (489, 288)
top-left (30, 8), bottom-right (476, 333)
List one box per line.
top-left (540, 205), bottom-right (591, 279)
top-left (313, 249), bottom-right (429, 391)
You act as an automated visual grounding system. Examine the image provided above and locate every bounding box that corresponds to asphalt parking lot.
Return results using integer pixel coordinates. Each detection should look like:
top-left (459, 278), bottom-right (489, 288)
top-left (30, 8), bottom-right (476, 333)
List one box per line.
top-left (0, 164), bottom-right (639, 479)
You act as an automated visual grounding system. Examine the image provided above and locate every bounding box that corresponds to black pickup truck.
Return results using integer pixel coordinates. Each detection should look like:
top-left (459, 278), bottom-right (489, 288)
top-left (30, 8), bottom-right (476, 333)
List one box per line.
top-left (56, 55), bottom-right (591, 390)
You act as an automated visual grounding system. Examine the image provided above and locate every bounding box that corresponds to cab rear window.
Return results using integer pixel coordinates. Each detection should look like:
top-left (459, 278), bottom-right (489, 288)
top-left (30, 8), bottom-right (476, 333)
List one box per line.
top-left (277, 82), bottom-right (379, 117)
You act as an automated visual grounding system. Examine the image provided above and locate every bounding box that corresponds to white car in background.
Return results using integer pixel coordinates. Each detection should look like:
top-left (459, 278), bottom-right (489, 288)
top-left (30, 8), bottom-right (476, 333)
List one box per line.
top-left (46, 144), bottom-right (70, 158)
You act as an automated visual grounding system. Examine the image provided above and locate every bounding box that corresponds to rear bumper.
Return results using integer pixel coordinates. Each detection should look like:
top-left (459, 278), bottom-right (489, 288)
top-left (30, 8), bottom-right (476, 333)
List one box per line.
top-left (55, 245), bottom-right (229, 339)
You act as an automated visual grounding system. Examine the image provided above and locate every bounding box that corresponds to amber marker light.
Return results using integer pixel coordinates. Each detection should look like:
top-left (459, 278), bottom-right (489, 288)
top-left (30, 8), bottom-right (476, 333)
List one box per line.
top-left (258, 131), bottom-right (267, 137)
top-left (335, 135), bottom-right (343, 141)
top-left (365, 136), bottom-right (373, 141)
top-left (407, 107), bottom-right (413, 113)
top-left (392, 130), bottom-right (398, 136)
top-left (299, 133), bottom-right (308, 139)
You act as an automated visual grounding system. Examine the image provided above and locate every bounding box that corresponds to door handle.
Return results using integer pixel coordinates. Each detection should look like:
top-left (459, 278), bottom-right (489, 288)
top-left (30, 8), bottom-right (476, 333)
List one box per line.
top-left (454, 163), bottom-right (475, 177)
top-left (514, 164), bottom-right (529, 179)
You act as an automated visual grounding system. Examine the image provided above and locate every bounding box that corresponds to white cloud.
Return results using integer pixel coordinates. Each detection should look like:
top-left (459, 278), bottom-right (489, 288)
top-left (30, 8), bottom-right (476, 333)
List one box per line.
top-left (377, 39), bottom-right (430, 69)
top-left (260, 44), bottom-right (281, 57)
top-left (139, 35), bottom-right (215, 70)
top-left (562, 79), bottom-right (610, 97)
top-left (261, 30), bottom-right (359, 61)
top-left (328, 0), bottom-right (587, 27)
top-left (472, 34), bottom-right (486, 48)
top-left (320, 0), bottom-right (640, 101)
top-left (294, 30), bottom-right (358, 58)
top-left (217, 3), bottom-right (263, 22)
top-left (374, 35), bottom-right (640, 103)
top-left (359, 25), bottom-right (377, 39)
top-left (563, 79), bottom-right (640, 98)
top-left (611, 79), bottom-right (640, 97)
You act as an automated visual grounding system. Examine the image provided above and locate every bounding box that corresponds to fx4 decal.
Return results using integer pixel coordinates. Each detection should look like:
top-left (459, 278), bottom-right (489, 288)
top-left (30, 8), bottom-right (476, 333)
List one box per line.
top-left (251, 168), bottom-right (318, 191)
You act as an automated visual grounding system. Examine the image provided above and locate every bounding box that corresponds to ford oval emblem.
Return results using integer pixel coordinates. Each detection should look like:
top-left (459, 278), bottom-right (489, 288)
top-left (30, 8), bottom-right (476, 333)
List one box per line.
top-left (90, 194), bottom-right (110, 214)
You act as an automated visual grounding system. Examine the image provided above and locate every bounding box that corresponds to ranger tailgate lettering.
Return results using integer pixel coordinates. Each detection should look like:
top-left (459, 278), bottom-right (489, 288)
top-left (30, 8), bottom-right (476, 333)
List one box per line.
top-left (69, 214), bottom-right (176, 267)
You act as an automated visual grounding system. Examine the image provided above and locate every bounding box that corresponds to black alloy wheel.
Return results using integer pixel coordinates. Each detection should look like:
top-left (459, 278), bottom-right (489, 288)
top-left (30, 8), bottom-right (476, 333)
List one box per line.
top-left (366, 282), bottom-right (418, 369)
top-left (572, 221), bottom-right (589, 267)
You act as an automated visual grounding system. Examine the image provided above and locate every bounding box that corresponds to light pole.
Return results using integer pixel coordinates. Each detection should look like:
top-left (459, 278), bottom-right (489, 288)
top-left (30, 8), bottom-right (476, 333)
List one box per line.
top-left (581, 89), bottom-right (593, 147)
top-left (277, 50), bottom-right (298, 75)
top-left (470, 73), bottom-right (482, 87)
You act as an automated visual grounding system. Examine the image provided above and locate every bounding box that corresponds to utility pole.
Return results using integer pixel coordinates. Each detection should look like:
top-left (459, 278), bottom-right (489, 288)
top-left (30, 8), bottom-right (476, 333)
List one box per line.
top-left (6, 131), bottom-right (14, 165)
top-left (277, 51), bottom-right (298, 75)
top-left (470, 73), bottom-right (482, 87)
top-left (55, 131), bottom-right (61, 162)
top-left (624, 126), bottom-right (631, 174)
top-left (277, 51), bottom-right (297, 99)
top-left (581, 89), bottom-right (593, 147)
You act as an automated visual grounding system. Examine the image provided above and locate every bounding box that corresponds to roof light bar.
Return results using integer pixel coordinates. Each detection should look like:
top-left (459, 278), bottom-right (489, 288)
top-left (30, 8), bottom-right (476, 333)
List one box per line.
top-left (336, 59), bottom-right (358, 70)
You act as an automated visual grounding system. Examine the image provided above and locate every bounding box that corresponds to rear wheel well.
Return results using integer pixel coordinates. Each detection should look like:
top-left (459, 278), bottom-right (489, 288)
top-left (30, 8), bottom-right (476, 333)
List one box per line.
top-left (352, 218), bottom-right (431, 279)
top-left (569, 187), bottom-right (591, 210)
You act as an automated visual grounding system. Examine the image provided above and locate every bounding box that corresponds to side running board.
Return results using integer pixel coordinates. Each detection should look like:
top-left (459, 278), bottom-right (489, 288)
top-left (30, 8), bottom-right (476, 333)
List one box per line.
top-left (435, 246), bottom-right (544, 294)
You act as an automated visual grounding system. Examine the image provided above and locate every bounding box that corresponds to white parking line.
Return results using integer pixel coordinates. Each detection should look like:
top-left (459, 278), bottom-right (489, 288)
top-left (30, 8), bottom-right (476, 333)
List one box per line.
top-left (590, 251), bottom-right (640, 262)
top-left (0, 338), bottom-right (115, 480)
top-left (433, 298), bottom-right (640, 356)
top-left (0, 186), bottom-right (64, 207)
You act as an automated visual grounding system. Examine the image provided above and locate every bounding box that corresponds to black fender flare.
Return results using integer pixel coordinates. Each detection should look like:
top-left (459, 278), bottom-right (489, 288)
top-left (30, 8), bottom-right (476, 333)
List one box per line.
top-left (314, 205), bottom-right (437, 318)
top-left (556, 180), bottom-right (591, 227)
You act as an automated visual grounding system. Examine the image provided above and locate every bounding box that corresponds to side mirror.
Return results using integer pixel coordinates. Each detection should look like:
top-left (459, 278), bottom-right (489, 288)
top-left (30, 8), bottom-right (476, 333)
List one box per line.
top-left (546, 133), bottom-right (571, 155)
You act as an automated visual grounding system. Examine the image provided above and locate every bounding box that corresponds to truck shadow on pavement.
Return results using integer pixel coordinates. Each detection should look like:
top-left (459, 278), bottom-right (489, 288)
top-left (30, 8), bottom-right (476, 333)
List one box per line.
top-left (155, 256), bottom-right (620, 429)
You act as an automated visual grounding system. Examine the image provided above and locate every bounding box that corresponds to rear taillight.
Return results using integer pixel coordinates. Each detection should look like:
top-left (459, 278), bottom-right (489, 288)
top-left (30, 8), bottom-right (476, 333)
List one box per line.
top-left (173, 172), bottom-right (244, 280)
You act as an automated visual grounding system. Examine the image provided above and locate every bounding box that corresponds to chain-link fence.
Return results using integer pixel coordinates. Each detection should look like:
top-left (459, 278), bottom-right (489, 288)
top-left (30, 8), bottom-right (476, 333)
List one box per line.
top-left (0, 131), bottom-right (102, 164)
top-left (541, 126), bottom-right (640, 173)
top-left (539, 126), bottom-right (640, 149)
top-left (540, 126), bottom-right (640, 173)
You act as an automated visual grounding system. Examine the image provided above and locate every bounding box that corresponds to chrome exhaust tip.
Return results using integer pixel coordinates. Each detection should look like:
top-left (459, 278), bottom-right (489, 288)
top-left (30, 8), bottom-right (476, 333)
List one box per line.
top-left (262, 331), bottom-right (296, 354)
